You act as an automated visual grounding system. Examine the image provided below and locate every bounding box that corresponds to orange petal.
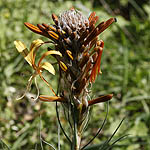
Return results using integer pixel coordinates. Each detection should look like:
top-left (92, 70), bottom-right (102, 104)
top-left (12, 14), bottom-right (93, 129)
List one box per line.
top-left (24, 22), bottom-right (49, 38)
top-left (37, 24), bottom-right (46, 31)
top-left (47, 31), bottom-right (59, 40)
top-left (88, 94), bottom-right (113, 106)
top-left (52, 13), bottom-right (58, 25)
top-left (88, 12), bottom-right (96, 22)
top-left (83, 22), bottom-right (104, 46)
top-left (24, 22), bottom-right (43, 34)
top-left (90, 47), bottom-right (103, 83)
top-left (97, 18), bottom-right (117, 35)
top-left (39, 95), bottom-right (66, 103)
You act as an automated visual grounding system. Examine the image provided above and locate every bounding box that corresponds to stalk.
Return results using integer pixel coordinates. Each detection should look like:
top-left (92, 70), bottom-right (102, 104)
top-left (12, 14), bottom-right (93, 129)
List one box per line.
top-left (20, 8), bottom-right (115, 149)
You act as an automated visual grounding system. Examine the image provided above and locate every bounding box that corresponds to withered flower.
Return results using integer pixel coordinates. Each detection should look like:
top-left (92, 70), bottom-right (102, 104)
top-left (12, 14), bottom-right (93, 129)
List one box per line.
top-left (22, 8), bottom-right (116, 149)
top-left (14, 39), bottom-right (62, 100)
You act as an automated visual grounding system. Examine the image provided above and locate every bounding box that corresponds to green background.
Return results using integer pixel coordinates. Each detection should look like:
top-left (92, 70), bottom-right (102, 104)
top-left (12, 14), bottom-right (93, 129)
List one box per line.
top-left (0, 0), bottom-right (150, 149)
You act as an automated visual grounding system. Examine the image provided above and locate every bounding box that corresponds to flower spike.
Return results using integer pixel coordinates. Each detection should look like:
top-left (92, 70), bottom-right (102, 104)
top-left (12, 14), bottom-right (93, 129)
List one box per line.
top-left (16, 9), bottom-right (117, 149)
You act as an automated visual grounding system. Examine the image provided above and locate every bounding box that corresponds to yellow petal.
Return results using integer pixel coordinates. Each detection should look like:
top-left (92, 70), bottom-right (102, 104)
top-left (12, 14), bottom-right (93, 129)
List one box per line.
top-left (41, 50), bottom-right (62, 57)
top-left (49, 25), bottom-right (56, 32)
top-left (30, 39), bottom-right (44, 51)
top-left (47, 31), bottom-right (59, 40)
top-left (66, 50), bottom-right (73, 60)
top-left (29, 39), bottom-right (44, 65)
top-left (60, 61), bottom-right (67, 71)
top-left (14, 40), bottom-right (32, 66)
top-left (62, 30), bottom-right (66, 34)
top-left (38, 50), bottom-right (62, 67)
top-left (40, 62), bottom-right (55, 75)
top-left (14, 40), bottom-right (27, 53)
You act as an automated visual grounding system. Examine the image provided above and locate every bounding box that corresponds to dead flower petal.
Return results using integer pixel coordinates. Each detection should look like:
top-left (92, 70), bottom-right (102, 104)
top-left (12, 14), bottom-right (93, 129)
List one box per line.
top-left (88, 94), bottom-right (113, 106)
top-left (39, 95), bottom-right (66, 103)
top-left (40, 62), bottom-right (55, 75)
top-left (90, 47), bottom-right (103, 83)
top-left (29, 39), bottom-right (44, 65)
top-left (14, 40), bottom-right (32, 66)
top-left (24, 22), bottom-right (43, 35)
top-left (38, 50), bottom-right (62, 67)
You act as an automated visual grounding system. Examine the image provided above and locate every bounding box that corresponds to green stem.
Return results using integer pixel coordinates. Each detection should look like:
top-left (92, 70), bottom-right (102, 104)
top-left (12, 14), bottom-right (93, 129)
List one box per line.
top-left (74, 130), bottom-right (81, 150)
top-left (72, 107), bottom-right (82, 150)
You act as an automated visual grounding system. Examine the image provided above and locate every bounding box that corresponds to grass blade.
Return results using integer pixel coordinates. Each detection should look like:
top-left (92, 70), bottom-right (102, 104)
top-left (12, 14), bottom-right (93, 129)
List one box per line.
top-left (81, 102), bottom-right (109, 150)
top-left (99, 117), bottom-right (125, 150)
top-left (56, 102), bottom-right (72, 144)
top-left (0, 139), bottom-right (10, 150)
top-left (107, 134), bottom-right (129, 150)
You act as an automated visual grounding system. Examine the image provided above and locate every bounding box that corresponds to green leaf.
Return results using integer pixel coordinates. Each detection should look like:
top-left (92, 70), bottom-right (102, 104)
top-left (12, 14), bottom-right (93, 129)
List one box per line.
top-left (128, 121), bottom-right (148, 136)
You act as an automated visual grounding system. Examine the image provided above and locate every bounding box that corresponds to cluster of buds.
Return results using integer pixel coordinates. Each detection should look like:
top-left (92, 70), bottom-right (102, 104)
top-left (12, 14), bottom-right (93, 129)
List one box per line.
top-left (15, 8), bottom-right (116, 149)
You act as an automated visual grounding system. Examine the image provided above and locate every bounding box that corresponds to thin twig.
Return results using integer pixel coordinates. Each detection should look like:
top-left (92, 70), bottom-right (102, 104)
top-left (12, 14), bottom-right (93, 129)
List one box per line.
top-left (58, 120), bottom-right (60, 150)
top-left (56, 72), bottom-right (72, 146)
top-left (35, 143), bottom-right (38, 150)
top-left (39, 115), bottom-right (44, 150)
top-left (39, 116), bottom-right (57, 150)
top-left (41, 138), bottom-right (57, 150)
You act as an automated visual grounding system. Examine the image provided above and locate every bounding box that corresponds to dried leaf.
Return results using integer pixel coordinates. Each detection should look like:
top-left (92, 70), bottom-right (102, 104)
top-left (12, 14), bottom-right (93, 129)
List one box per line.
top-left (39, 95), bottom-right (65, 102)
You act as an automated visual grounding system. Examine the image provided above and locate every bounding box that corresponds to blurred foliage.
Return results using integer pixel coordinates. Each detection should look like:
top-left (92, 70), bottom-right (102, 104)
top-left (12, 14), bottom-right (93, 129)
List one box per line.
top-left (0, 0), bottom-right (150, 149)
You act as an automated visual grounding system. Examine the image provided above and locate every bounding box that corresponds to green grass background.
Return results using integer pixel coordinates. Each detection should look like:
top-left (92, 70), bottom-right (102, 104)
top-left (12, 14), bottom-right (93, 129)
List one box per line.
top-left (0, 0), bottom-right (150, 149)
